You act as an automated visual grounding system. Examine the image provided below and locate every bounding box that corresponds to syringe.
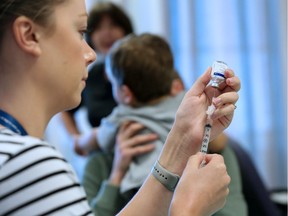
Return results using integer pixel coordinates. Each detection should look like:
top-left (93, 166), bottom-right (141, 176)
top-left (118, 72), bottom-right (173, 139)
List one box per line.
top-left (200, 60), bottom-right (227, 167)
top-left (200, 103), bottom-right (215, 167)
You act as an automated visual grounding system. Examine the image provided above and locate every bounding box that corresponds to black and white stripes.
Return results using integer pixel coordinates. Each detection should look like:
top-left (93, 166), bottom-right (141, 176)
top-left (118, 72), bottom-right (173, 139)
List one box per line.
top-left (0, 128), bottom-right (93, 216)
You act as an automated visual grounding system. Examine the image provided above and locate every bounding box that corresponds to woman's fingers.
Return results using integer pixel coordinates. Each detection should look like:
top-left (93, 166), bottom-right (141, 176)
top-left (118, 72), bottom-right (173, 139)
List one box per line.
top-left (214, 91), bottom-right (239, 105)
top-left (224, 70), bottom-right (241, 92)
top-left (212, 104), bottom-right (236, 119)
top-left (187, 152), bottom-right (205, 170)
top-left (204, 153), bottom-right (225, 165)
top-left (211, 91), bottom-right (238, 119)
top-left (189, 67), bottom-right (212, 96)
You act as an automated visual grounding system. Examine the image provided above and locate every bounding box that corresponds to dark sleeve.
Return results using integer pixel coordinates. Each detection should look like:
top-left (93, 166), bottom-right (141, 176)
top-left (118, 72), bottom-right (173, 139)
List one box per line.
top-left (213, 144), bottom-right (248, 216)
top-left (82, 63), bottom-right (117, 127)
top-left (82, 152), bottom-right (125, 216)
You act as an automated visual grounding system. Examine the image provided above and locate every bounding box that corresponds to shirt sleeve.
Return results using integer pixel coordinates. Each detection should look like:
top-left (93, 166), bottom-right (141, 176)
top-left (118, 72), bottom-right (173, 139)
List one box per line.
top-left (90, 181), bottom-right (124, 216)
top-left (82, 152), bottom-right (125, 216)
top-left (0, 141), bottom-right (92, 216)
top-left (213, 144), bottom-right (248, 216)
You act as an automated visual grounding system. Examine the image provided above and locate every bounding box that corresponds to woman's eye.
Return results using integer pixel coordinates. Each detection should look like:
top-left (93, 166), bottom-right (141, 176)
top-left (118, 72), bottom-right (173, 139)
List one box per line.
top-left (79, 30), bottom-right (87, 39)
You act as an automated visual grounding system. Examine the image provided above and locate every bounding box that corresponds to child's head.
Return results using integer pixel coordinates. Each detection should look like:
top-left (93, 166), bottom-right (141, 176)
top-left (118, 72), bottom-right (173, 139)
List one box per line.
top-left (138, 34), bottom-right (185, 96)
top-left (105, 33), bottom-right (175, 106)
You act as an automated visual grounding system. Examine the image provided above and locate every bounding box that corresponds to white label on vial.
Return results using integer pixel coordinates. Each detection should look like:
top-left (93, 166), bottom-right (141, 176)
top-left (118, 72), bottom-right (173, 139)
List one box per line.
top-left (211, 61), bottom-right (227, 78)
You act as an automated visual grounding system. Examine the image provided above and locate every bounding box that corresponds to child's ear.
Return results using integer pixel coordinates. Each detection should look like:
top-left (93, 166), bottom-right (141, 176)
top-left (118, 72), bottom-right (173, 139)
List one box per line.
top-left (121, 85), bottom-right (135, 104)
top-left (171, 79), bottom-right (185, 96)
top-left (12, 16), bottom-right (41, 56)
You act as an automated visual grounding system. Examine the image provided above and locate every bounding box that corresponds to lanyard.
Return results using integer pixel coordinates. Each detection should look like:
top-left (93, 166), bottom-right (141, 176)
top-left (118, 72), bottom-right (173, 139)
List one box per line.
top-left (0, 110), bottom-right (28, 136)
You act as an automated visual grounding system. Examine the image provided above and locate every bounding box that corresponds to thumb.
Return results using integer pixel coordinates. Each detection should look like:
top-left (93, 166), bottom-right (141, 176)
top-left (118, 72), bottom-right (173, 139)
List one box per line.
top-left (187, 152), bottom-right (205, 170)
top-left (189, 67), bottom-right (211, 96)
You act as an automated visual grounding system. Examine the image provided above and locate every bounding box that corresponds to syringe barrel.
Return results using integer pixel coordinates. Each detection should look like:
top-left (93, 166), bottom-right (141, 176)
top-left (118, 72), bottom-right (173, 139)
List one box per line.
top-left (200, 124), bottom-right (212, 153)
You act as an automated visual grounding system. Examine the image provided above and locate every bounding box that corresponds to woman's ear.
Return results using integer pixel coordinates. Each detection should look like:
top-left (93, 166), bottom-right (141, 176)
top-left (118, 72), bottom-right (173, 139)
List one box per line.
top-left (121, 85), bottom-right (135, 104)
top-left (12, 16), bottom-right (41, 56)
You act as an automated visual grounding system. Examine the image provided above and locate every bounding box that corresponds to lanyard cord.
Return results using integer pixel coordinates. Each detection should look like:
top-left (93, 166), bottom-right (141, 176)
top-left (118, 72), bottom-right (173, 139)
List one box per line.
top-left (0, 110), bottom-right (28, 136)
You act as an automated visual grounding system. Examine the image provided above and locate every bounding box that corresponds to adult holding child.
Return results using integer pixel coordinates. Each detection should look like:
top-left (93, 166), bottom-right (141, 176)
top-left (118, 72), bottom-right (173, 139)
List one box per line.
top-left (81, 33), bottom-right (246, 215)
top-left (0, 0), bottom-right (239, 215)
top-left (60, 2), bottom-right (133, 149)
top-left (82, 34), bottom-right (186, 214)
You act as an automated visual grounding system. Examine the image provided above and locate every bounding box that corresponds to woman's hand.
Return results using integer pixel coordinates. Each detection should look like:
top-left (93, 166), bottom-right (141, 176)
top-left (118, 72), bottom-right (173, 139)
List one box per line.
top-left (175, 67), bottom-right (239, 142)
top-left (159, 67), bottom-right (240, 175)
top-left (177, 67), bottom-right (239, 148)
top-left (206, 68), bottom-right (240, 139)
top-left (170, 153), bottom-right (230, 216)
top-left (109, 121), bottom-right (158, 185)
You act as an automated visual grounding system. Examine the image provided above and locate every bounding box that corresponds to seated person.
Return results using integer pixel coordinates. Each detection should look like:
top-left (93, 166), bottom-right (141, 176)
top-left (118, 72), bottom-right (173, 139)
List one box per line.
top-left (61, 2), bottom-right (133, 137)
top-left (209, 133), bottom-right (248, 215)
top-left (77, 33), bottom-right (185, 195)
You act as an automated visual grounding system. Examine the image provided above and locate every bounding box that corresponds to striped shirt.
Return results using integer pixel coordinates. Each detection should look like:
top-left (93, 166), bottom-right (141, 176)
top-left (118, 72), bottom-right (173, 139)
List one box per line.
top-left (0, 128), bottom-right (93, 216)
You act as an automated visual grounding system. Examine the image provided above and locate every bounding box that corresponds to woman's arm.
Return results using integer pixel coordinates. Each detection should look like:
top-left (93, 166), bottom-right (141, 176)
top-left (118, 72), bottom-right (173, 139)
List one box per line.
top-left (118, 67), bottom-right (240, 216)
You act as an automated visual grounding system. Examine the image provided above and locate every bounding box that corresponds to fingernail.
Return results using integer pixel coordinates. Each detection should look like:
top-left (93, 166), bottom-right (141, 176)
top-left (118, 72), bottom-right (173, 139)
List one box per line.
top-left (213, 97), bottom-right (222, 106)
top-left (227, 78), bottom-right (234, 85)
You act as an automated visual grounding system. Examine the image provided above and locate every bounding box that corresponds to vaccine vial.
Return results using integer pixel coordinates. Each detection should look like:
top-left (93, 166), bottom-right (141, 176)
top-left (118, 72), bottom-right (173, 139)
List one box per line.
top-left (210, 61), bottom-right (228, 88)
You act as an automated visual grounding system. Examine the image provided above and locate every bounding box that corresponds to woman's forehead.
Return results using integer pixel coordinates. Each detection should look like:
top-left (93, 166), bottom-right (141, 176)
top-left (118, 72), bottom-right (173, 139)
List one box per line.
top-left (54, 0), bottom-right (87, 18)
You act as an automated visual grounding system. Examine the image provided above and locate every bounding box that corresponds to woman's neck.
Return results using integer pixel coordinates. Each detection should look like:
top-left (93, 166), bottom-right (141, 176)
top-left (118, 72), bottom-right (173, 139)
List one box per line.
top-left (0, 104), bottom-right (49, 138)
top-left (0, 32), bottom-right (53, 138)
top-left (0, 74), bottom-right (51, 138)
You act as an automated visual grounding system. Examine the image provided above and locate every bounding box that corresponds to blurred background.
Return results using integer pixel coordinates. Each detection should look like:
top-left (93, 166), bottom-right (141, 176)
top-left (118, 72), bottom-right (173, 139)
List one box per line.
top-left (46, 0), bottom-right (287, 194)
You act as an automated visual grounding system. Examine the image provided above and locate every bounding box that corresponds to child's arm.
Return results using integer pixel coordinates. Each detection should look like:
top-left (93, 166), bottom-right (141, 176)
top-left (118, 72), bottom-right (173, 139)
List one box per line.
top-left (60, 111), bottom-right (81, 135)
top-left (74, 128), bottom-right (100, 155)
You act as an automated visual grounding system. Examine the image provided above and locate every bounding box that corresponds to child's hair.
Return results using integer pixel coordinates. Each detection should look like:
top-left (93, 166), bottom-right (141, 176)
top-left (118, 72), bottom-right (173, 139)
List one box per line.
top-left (106, 33), bottom-right (175, 103)
top-left (0, 0), bottom-right (67, 44)
top-left (87, 2), bottom-right (133, 49)
top-left (138, 33), bottom-right (174, 70)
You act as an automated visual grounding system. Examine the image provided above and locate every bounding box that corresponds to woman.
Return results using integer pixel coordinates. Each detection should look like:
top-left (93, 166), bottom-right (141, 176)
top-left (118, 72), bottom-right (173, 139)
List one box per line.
top-left (0, 0), bottom-right (239, 215)
top-left (61, 2), bottom-right (134, 142)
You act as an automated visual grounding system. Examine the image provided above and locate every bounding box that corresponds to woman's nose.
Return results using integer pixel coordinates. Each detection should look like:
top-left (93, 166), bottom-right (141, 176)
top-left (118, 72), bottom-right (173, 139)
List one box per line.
top-left (84, 46), bottom-right (96, 66)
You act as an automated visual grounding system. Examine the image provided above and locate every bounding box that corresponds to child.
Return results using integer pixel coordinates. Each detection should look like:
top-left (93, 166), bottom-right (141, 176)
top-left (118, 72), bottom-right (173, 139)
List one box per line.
top-left (77, 33), bottom-right (185, 194)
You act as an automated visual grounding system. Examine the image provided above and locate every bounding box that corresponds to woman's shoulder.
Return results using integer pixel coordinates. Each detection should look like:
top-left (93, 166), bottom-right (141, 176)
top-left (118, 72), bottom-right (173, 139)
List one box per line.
top-left (0, 128), bottom-right (63, 166)
top-left (0, 129), bottom-right (92, 216)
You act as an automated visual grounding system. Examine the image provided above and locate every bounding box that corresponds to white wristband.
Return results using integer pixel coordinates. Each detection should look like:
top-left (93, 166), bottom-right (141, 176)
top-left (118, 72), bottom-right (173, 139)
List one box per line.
top-left (152, 160), bottom-right (180, 192)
